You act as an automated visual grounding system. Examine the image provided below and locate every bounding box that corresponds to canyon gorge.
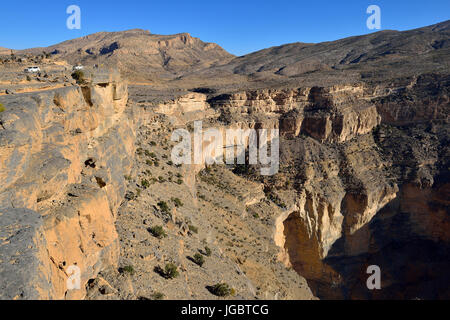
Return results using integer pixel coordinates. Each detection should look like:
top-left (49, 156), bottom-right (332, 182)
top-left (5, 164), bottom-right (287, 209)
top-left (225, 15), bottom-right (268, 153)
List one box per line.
top-left (0, 20), bottom-right (448, 300)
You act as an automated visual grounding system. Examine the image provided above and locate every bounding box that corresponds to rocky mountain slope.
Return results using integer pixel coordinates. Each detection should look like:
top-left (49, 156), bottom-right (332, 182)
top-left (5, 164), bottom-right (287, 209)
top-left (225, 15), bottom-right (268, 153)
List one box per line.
top-left (0, 47), bottom-right (10, 55)
top-left (175, 20), bottom-right (450, 91)
top-left (20, 29), bottom-right (234, 83)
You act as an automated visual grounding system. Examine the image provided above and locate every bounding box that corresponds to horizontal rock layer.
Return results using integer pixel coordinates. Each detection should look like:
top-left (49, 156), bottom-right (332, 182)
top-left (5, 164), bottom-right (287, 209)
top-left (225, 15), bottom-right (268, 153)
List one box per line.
top-left (0, 73), bottom-right (135, 299)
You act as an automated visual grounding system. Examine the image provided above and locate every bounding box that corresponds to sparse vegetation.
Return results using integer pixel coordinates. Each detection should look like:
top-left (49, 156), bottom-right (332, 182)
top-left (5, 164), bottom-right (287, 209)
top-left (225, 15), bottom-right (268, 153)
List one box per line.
top-left (0, 103), bottom-right (5, 113)
top-left (188, 225), bottom-right (198, 234)
top-left (192, 253), bottom-right (205, 267)
top-left (150, 292), bottom-right (165, 300)
top-left (71, 70), bottom-right (86, 84)
top-left (163, 263), bottom-right (179, 279)
top-left (204, 246), bottom-right (212, 257)
top-left (141, 179), bottom-right (150, 189)
top-left (120, 265), bottom-right (135, 275)
top-left (149, 225), bottom-right (167, 239)
top-left (171, 197), bottom-right (183, 207)
top-left (158, 176), bottom-right (166, 183)
top-left (157, 201), bottom-right (170, 214)
top-left (209, 283), bottom-right (232, 297)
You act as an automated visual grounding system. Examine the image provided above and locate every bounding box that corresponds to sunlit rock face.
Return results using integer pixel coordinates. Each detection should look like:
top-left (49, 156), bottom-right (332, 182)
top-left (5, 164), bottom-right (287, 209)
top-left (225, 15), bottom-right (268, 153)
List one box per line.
top-left (0, 72), bottom-right (134, 299)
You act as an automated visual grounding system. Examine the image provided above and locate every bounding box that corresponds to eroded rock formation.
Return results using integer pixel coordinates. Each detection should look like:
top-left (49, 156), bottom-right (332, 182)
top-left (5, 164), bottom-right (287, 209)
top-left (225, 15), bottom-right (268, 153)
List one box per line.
top-left (0, 71), bottom-right (135, 299)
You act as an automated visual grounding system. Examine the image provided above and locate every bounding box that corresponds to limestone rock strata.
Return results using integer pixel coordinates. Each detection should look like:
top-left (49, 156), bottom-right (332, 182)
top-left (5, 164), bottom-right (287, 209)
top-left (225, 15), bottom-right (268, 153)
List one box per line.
top-left (204, 76), bottom-right (449, 299)
top-left (0, 73), bottom-right (134, 299)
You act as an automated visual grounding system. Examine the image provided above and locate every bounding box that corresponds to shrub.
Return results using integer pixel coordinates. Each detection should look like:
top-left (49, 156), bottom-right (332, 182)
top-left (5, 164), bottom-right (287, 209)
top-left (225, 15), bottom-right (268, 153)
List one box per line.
top-left (171, 197), bottom-right (183, 208)
top-left (157, 201), bottom-right (170, 214)
top-left (164, 263), bottom-right (179, 279)
top-left (150, 292), bottom-right (165, 300)
top-left (188, 225), bottom-right (198, 234)
top-left (209, 283), bottom-right (232, 297)
top-left (71, 70), bottom-right (86, 84)
top-left (0, 103), bottom-right (4, 112)
top-left (150, 141), bottom-right (157, 146)
top-left (204, 246), bottom-right (212, 257)
top-left (141, 179), bottom-right (150, 189)
top-left (193, 253), bottom-right (205, 267)
top-left (176, 178), bottom-right (183, 185)
top-left (120, 265), bottom-right (135, 275)
top-left (149, 225), bottom-right (167, 239)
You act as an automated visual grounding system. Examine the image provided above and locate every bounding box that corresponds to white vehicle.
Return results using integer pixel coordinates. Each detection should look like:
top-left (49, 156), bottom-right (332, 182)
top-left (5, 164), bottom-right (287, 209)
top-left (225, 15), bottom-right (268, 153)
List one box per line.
top-left (24, 66), bottom-right (41, 73)
top-left (73, 65), bottom-right (84, 71)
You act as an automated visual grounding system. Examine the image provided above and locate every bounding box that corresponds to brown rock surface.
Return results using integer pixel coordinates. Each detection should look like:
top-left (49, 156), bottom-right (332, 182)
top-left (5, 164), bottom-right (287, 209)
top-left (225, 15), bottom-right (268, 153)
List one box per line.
top-left (0, 71), bottom-right (135, 299)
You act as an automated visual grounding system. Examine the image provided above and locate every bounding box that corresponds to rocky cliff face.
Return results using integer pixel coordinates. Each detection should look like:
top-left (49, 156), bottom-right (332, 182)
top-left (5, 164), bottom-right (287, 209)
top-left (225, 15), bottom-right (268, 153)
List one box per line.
top-left (0, 71), bottom-right (135, 299)
top-left (1, 69), bottom-right (447, 300)
top-left (204, 74), bottom-right (449, 299)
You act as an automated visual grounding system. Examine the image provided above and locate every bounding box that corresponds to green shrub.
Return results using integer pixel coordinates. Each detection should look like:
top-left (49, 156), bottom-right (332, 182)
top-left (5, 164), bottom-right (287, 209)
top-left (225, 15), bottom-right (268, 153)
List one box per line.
top-left (204, 246), bottom-right (212, 257)
top-left (120, 265), bottom-right (135, 275)
top-left (209, 283), bottom-right (232, 297)
top-left (141, 179), bottom-right (150, 189)
top-left (176, 178), bottom-right (183, 185)
top-left (193, 253), bottom-right (205, 267)
top-left (71, 70), bottom-right (86, 84)
top-left (150, 141), bottom-right (157, 146)
top-left (171, 197), bottom-right (183, 208)
top-left (0, 103), bottom-right (5, 112)
top-left (164, 263), bottom-right (179, 279)
top-left (150, 292), bottom-right (165, 300)
top-left (188, 225), bottom-right (198, 234)
top-left (149, 225), bottom-right (167, 239)
top-left (157, 201), bottom-right (170, 214)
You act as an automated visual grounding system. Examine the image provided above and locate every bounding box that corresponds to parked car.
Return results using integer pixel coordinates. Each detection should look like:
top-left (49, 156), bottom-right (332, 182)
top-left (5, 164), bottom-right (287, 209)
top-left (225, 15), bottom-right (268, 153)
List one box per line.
top-left (72, 65), bottom-right (84, 71)
top-left (24, 66), bottom-right (41, 73)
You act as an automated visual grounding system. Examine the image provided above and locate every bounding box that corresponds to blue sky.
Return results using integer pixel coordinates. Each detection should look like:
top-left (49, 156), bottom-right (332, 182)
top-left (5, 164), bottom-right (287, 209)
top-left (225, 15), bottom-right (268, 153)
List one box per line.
top-left (1, 0), bottom-right (449, 56)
